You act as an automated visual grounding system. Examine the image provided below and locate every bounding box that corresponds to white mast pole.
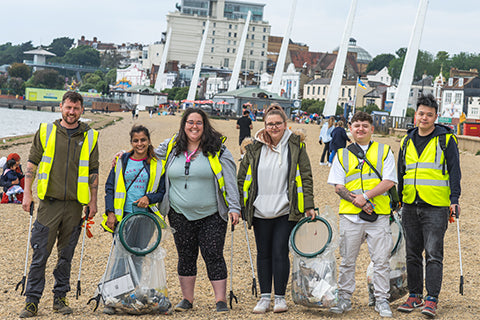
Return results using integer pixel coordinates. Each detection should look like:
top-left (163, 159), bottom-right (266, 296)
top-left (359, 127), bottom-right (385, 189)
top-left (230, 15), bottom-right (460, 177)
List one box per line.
top-left (270, 0), bottom-right (297, 95)
top-left (187, 20), bottom-right (210, 101)
top-left (390, 0), bottom-right (429, 117)
top-left (228, 11), bottom-right (252, 92)
top-left (323, 0), bottom-right (357, 116)
top-left (154, 27), bottom-right (172, 91)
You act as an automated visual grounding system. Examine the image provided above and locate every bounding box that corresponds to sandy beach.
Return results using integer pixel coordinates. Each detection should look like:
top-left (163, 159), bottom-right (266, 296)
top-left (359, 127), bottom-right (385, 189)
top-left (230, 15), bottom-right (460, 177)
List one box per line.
top-left (0, 110), bottom-right (478, 319)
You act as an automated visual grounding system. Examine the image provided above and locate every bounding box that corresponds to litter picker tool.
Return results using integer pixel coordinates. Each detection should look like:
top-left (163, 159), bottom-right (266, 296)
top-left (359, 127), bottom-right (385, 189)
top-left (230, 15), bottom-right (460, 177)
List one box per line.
top-left (229, 224), bottom-right (238, 309)
top-left (87, 235), bottom-right (116, 311)
top-left (16, 202), bottom-right (34, 296)
top-left (454, 207), bottom-right (464, 295)
top-left (76, 207), bottom-right (90, 299)
top-left (242, 220), bottom-right (257, 297)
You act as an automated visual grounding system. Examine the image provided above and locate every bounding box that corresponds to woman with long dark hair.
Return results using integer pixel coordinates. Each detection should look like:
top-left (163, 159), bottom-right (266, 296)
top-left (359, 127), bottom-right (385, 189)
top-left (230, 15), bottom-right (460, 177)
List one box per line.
top-left (238, 104), bottom-right (315, 314)
top-left (156, 108), bottom-right (241, 313)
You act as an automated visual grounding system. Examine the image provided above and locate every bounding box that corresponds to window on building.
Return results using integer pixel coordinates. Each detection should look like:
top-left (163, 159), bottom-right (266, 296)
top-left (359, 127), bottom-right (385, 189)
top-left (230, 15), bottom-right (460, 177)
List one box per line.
top-left (211, 47), bottom-right (214, 53)
top-left (229, 24), bottom-right (232, 29)
top-left (213, 22), bottom-right (216, 27)
top-left (342, 88), bottom-right (345, 97)
top-left (307, 86), bottom-right (310, 95)
top-left (262, 43), bottom-right (265, 48)
top-left (233, 48), bottom-right (236, 53)
top-left (317, 86), bottom-right (321, 95)
top-left (246, 34), bottom-right (249, 39)
top-left (251, 42), bottom-right (254, 47)
top-left (227, 48), bottom-right (230, 53)
top-left (202, 30), bottom-right (205, 35)
top-left (228, 40), bottom-right (231, 45)
top-left (250, 50), bottom-right (253, 55)
top-left (228, 32), bottom-right (231, 37)
top-left (235, 25), bottom-right (238, 30)
top-left (250, 60), bottom-right (255, 70)
top-left (455, 92), bottom-right (462, 104)
top-left (445, 92), bottom-right (452, 104)
top-left (203, 21), bottom-right (206, 26)
top-left (259, 61), bottom-right (264, 71)
top-left (263, 27), bottom-right (266, 32)
top-left (472, 107), bottom-right (478, 115)
top-left (252, 26), bottom-right (255, 31)
top-left (323, 86), bottom-right (326, 95)
top-left (224, 58), bottom-right (229, 68)
top-left (251, 34), bottom-right (255, 40)
top-left (234, 41), bottom-right (237, 45)
top-left (348, 88), bottom-right (351, 97)
top-left (261, 51), bottom-right (264, 56)
top-left (263, 35), bottom-right (266, 41)
top-left (234, 33), bottom-right (237, 37)
top-left (241, 60), bottom-right (246, 69)
top-left (211, 39), bottom-right (215, 44)
top-left (212, 30), bottom-right (215, 35)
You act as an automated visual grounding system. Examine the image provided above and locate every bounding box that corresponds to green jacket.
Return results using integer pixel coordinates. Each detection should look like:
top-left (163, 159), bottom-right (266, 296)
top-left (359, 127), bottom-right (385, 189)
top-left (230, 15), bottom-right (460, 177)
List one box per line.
top-left (28, 119), bottom-right (99, 201)
top-left (237, 133), bottom-right (314, 228)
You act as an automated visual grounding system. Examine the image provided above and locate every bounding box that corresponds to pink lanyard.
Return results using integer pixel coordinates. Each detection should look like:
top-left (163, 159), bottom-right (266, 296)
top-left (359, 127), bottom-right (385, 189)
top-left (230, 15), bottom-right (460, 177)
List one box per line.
top-left (184, 148), bottom-right (198, 188)
top-left (184, 148), bottom-right (198, 165)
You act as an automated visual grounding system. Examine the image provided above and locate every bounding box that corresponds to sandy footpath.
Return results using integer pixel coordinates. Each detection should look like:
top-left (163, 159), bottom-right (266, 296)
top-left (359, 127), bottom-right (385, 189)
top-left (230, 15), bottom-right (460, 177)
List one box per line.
top-left (0, 111), bottom-right (478, 319)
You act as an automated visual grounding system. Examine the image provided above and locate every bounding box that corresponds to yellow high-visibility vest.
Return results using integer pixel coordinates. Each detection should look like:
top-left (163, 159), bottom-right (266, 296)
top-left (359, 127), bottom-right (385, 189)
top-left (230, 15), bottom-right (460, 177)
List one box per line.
top-left (164, 134), bottom-right (228, 206)
top-left (338, 142), bottom-right (391, 214)
top-left (37, 123), bottom-right (98, 205)
top-left (401, 134), bottom-right (454, 206)
top-left (242, 142), bottom-right (305, 213)
top-left (101, 156), bottom-right (165, 233)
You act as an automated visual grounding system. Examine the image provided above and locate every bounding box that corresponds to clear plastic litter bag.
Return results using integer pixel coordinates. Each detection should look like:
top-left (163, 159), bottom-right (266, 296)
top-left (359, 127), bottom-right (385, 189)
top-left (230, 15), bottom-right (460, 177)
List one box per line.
top-left (366, 210), bottom-right (408, 304)
top-left (99, 211), bottom-right (173, 315)
top-left (290, 206), bottom-right (338, 308)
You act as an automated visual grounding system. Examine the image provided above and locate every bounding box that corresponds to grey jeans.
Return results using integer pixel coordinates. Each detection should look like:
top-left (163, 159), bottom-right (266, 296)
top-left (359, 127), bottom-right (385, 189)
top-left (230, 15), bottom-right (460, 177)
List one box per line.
top-left (337, 215), bottom-right (392, 302)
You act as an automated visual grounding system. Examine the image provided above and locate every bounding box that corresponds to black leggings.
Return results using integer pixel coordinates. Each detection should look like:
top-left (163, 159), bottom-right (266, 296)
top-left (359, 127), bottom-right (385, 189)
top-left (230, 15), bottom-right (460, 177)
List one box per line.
top-left (253, 215), bottom-right (296, 296)
top-left (168, 208), bottom-right (228, 281)
top-left (320, 141), bottom-right (330, 163)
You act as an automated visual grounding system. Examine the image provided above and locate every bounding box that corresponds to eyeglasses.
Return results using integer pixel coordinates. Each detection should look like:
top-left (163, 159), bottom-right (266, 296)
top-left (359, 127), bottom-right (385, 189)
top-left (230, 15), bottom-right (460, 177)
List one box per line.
top-left (265, 121), bottom-right (284, 128)
top-left (186, 120), bottom-right (203, 126)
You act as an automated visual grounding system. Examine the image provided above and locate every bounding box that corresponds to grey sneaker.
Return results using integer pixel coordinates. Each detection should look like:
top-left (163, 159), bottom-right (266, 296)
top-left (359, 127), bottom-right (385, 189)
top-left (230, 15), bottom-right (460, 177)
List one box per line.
top-left (102, 306), bottom-right (115, 315)
top-left (375, 300), bottom-right (393, 318)
top-left (216, 301), bottom-right (229, 313)
top-left (330, 298), bottom-right (352, 314)
top-left (53, 297), bottom-right (72, 315)
top-left (174, 299), bottom-right (193, 312)
top-left (19, 302), bottom-right (38, 318)
top-left (273, 297), bottom-right (288, 313)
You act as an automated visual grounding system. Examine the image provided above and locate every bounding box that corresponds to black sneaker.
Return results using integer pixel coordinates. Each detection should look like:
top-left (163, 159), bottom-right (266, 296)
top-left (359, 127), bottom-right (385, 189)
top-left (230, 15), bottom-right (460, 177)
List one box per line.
top-left (216, 301), bottom-right (229, 313)
top-left (19, 302), bottom-right (38, 318)
top-left (174, 299), bottom-right (193, 312)
top-left (53, 297), bottom-right (72, 315)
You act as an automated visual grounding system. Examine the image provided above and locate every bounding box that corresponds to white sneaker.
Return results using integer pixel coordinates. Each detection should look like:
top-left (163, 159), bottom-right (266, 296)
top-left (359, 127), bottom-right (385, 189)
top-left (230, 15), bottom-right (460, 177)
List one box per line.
top-left (375, 300), bottom-right (393, 318)
top-left (327, 162), bottom-right (332, 167)
top-left (319, 162), bottom-right (327, 166)
top-left (330, 298), bottom-right (352, 314)
top-left (273, 297), bottom-right (288, 313)
top-left (253, 298), bottom-right (270, 314)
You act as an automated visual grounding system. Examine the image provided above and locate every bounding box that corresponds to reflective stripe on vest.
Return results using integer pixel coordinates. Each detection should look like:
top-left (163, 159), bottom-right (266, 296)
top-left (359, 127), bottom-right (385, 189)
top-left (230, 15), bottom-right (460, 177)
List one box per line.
top-left (295, 163), bottom-right (304, 213)
top-left (101, 157), bottom-right (165, 233)
top-left (401, 134), bottom-right (453, 206)
top-left (242, 165), bottom-right (252, 207)
top-left (37, 123), bottom-right (98, 204)
top-left (338, 142), bottom-right (391, 214)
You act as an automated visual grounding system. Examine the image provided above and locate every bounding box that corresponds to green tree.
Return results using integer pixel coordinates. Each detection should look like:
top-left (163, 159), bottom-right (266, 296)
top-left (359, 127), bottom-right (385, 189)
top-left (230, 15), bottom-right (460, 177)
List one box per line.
top-left (105, 68), bottom-right (117, 85)
top-left (406, 107), bottom-right (415, 118)
top-left (7, 77), bottom-right (25, 95)
top-left (0, 41), bottom-right (34, 65)
top-left (62, 45), bottom-right (100, 67)
top-left (366, 54), bottom-right (395, 73)
top-left (364, 103), bottom-right (380, 114)
top-left (101, 51), bottom-right (123, 69)
top-left (26, 69), bottom-right (64, 89)
top-left (174, 87), bottom-right (190, 101)
top-left (48, 37), bottom-right (74, 57)
top-left (7, 63), bottom-right (32, 81)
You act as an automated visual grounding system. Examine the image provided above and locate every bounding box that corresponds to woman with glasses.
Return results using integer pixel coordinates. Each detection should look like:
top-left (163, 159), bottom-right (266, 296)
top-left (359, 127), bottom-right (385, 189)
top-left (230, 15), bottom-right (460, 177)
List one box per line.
top-left (155, 108), bottom-right (240, 313)
top-left (238, 104), bottom-right (315, 314)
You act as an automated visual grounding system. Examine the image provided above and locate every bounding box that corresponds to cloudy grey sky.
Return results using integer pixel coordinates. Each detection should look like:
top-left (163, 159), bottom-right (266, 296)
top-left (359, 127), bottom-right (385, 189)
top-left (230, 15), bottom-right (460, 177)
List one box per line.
top-left (1, 0), bottom-right (477, 58)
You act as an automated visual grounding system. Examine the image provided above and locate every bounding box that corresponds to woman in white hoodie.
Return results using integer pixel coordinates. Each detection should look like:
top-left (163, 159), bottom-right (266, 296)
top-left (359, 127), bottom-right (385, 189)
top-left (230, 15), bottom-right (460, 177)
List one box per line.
top-left (238, 104), bottom-right (315, 314)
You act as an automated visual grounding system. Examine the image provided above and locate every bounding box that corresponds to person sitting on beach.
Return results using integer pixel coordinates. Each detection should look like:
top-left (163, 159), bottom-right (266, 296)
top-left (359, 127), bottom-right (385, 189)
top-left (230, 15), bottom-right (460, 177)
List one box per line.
top-left (2, 158), bottom-right (23, 203)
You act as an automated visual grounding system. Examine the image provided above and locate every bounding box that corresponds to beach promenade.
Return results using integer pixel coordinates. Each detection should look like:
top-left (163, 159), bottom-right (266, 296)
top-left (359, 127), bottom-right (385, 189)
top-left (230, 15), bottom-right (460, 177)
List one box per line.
top-left (0, 111), bottom-right (478, 319)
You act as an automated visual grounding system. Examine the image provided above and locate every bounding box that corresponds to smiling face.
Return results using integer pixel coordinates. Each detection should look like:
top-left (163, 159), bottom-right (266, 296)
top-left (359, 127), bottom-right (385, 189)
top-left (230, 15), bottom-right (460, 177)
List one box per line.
top-left (416, 104), bottom-right (438, 135)
top-left (349, 120), bottom-right (374, 145)
top-left (130, 131), bottom-right (150, 158)
top-left (59, 98), bottom-right (83, 129)
top-left (184, 112), bottom-right (204, 145)
top-left (265, 114), bottom-right (287, 145)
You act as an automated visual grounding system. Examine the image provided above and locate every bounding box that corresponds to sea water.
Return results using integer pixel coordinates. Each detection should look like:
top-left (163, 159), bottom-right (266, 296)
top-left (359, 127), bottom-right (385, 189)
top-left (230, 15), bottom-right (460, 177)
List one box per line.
top-left (0, 108), bottom-right (90, 139)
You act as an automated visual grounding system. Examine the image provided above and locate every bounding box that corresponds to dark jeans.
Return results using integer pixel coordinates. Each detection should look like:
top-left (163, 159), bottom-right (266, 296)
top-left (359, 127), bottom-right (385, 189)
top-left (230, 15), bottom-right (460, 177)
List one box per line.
top-left (320, 141), bottom-right (330, 163)
top-left (402, 204), bottom-right (449, 298)
top-left (253, 215), bottom-right (296, 296)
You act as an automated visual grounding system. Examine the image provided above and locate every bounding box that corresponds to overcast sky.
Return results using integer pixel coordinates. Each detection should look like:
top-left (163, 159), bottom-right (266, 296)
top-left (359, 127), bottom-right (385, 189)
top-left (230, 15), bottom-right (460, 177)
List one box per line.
top-left (2, 0), bottom-right (478, 58)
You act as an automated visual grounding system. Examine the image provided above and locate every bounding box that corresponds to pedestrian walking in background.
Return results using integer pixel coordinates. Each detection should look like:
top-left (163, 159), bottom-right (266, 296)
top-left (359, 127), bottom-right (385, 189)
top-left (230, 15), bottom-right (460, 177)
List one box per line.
top-left (19, 91), bottom-right (99, 318)
top-left (238, 104), bottom-right (315, 314)
top-left (328, 120), bottom-right (351, 165)
top-left (397, 94), bottom-right (461, 318)
top-left (319, 117), bottom-right (335, 165)
top-left (328, 111), bottom-right (396, 318)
